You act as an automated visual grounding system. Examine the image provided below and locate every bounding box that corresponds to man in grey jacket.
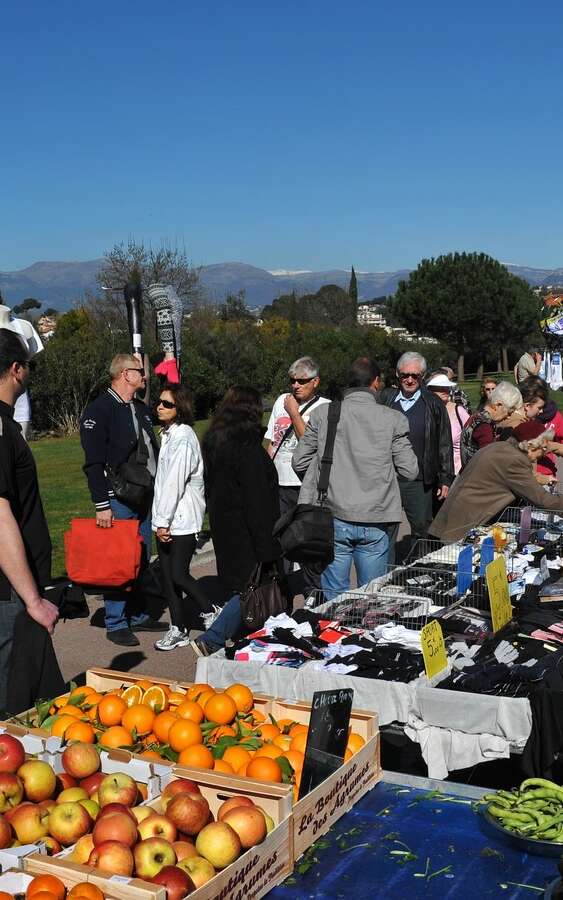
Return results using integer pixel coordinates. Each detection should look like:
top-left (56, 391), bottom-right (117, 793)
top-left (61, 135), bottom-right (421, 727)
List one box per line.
top-left (292, 357), bottom-right (419, 598)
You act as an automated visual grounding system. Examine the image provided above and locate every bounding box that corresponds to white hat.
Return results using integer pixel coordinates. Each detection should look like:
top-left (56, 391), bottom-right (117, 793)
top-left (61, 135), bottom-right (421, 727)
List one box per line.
top-left (427, 373), bottom-right (457, 389)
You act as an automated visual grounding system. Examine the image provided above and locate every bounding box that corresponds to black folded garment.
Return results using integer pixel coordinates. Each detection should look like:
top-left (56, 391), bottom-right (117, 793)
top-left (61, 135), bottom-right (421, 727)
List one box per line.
top-left (326, 643), bottom-right (424, 683)
top-left (439, 646), bottom-right (563, 698)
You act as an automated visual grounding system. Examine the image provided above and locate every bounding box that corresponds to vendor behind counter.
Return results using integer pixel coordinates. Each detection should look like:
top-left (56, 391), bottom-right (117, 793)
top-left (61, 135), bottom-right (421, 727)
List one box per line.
top-left (429, 420), bottom-right (563, 543)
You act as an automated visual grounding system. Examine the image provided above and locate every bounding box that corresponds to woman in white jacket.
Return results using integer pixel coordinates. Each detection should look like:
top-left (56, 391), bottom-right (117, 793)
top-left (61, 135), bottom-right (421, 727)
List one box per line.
top-left (152, 384), bottom-right (215, 650)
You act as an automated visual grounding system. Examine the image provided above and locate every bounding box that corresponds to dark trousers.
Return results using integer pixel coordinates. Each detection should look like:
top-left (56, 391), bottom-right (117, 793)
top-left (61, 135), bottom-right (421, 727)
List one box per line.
top-left (394, 480), bottom-right (434, 564)
top-left (0, 591), bottom-right (24, 714)
top-left (2, 590), bottom-right (65, 716)
top-left (278, 485), bottom-right (322, 595)
top-left (157, 534), bottom-right (211, 631)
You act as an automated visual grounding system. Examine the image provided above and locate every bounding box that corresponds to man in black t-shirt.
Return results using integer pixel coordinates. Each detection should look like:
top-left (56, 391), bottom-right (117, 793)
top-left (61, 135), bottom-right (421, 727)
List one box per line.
top-left (0, 330), bottom-right (59, 711)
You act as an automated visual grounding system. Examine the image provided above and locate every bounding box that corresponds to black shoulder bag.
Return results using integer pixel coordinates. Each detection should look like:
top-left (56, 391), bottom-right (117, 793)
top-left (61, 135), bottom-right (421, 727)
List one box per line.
top-left (273, 401), bottom-right (342, 564)
top-left (272, 395), bottom-right (320, 460)
top-left (108, 404), bottom-right (155, 514)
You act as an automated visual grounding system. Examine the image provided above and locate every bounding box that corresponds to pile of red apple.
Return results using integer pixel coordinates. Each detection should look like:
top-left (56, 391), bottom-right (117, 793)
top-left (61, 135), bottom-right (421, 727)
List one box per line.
top-left (0, 734), bottom-right (274, 899)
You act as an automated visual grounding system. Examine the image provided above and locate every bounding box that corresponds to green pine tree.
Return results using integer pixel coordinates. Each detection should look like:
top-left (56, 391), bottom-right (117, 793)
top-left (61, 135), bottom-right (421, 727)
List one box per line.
top-left (348, 266), bottom-right (358, 324)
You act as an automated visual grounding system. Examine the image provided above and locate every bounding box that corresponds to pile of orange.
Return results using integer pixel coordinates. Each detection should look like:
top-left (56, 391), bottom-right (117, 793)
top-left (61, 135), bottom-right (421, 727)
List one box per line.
top-left (22, 872), bottom-right (105, 899)
top-left (40, 679), bottom-right (366, 800)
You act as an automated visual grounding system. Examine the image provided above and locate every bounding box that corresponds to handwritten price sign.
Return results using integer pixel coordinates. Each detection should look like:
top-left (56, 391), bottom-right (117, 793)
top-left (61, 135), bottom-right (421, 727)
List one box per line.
top-left (486, 556), bottom-right (512, 633)
top-left (420, 619), bottom-right (447, 679)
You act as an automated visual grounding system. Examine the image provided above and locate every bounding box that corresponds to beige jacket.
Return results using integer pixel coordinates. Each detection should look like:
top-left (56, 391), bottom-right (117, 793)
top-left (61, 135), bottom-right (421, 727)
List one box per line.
top-left (429, 437), bottom-right (563, 542)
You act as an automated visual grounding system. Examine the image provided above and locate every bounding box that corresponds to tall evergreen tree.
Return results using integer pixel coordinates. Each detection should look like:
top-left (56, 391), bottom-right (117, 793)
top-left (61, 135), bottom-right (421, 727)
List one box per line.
top-left (348, 266), bottom-right (358, 324)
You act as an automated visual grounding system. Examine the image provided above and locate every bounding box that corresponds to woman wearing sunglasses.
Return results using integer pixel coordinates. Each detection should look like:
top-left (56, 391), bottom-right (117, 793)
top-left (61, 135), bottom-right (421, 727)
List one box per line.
top-left (477, 377), bottom-right (499, 410)
top-left (151, 383), bottom-right (215, 650)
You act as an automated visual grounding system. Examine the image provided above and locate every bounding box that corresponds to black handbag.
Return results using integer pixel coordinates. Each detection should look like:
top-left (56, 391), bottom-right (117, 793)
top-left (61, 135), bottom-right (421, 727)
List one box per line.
top-left (108, 404), bottom-right (154, 513)
top-left (240, 561), bottom-right (289, 632)
top-left (44, 579), bottom-right (90, 620)
top-left (273, 401), bottom-right (341, 565)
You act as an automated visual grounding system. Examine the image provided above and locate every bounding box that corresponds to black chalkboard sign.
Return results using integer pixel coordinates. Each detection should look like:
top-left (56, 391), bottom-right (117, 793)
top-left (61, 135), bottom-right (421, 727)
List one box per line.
top-left (298, 688), bottom-right (354, 799)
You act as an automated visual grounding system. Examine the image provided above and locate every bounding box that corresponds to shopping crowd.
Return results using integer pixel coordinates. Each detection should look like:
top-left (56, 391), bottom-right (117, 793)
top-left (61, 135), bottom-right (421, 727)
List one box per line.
top-left (2, 327), bottom-right (563, 714)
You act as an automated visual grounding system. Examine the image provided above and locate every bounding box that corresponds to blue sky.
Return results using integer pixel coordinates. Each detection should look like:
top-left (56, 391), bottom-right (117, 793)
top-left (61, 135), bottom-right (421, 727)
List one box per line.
top-left (2, 1), bottom-right (563, 273)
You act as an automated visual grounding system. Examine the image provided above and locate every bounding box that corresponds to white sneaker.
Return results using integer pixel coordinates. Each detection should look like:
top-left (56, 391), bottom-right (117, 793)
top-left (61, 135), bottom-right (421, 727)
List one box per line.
top-left (200, 604), bottom-right (222, 630)
top-left (154, 625), bottom-right (189, 651)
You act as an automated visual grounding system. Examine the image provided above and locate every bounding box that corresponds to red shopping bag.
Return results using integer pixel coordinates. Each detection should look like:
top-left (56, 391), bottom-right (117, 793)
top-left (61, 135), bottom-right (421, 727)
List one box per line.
top-left (64, 519), bottom-right (143, 587)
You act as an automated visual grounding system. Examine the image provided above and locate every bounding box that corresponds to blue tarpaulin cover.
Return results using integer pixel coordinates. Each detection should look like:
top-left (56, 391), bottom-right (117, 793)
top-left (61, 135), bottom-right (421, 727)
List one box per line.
top-left (270, 780), bottom-right (559, 899)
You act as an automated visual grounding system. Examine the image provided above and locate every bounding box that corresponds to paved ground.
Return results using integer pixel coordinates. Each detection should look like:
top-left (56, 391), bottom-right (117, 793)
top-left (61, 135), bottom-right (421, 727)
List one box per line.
top-left (52, 554), bottom-right (220, 687)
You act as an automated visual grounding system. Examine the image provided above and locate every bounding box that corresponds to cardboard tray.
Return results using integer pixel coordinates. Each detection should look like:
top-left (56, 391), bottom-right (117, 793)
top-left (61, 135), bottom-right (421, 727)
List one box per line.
top-left (24, 854), bottom-right (166, 899)
top-left (24, 770), bottom-right (294, 900)
top-left (0, 864), bottom-right (139, 900)
top-left (0, 745), bottom-right (169, 873)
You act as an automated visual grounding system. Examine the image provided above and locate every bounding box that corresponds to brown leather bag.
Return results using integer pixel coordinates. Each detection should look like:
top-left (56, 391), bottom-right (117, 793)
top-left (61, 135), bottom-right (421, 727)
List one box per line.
top-left (240, 561), bottom-right (289, 632)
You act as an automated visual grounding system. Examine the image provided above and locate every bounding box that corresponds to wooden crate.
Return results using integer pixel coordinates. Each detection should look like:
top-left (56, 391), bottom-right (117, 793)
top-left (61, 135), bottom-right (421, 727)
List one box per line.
top-left (175, 697), bottom-right (381, 860)
top-left (24, 854), bottom-right (165, 899)
top-left (291, 730), bottom-right (380, 858)
top-left (83, 679), bottom-right (380, 860)
top-left (24, 771), bottom-right (293, 900)
top-left (262, 698), bottom-right (380, 857)
top-left (11, 668), bottom-right (380, 859)
top-left (9, 668), bottom-right (273, 770)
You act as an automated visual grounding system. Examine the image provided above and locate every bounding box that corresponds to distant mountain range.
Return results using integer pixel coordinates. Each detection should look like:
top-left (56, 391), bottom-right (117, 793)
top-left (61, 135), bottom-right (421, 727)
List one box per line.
top-left (1, 259), bottom-right (563, 311)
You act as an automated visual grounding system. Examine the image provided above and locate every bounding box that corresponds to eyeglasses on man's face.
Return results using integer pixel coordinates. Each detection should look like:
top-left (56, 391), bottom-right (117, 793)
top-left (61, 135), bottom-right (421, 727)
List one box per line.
top-left (157, 399), bottom-right (176, 409)
top-left (398, 371), bottom-right (422, 381)
top-left (289, 376), bottom-right (314, 385)
top-left (125, 367), bottom-right (145, 377)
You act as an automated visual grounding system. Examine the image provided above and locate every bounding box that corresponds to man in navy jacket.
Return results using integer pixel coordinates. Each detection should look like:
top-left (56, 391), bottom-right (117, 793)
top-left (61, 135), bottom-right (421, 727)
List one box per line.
top-left (80, 353), bottom-right (166, 646)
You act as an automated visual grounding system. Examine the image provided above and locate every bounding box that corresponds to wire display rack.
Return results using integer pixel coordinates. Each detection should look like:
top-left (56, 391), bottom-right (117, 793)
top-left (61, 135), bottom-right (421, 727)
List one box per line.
top-left (307, 577), bottom-right (432, 632)
top-left (309, 541), bottom-right (487, 630)
top-left (306, 510), bottom-right (563, 633)
top-left (495, 505), bottom-right (563, 554)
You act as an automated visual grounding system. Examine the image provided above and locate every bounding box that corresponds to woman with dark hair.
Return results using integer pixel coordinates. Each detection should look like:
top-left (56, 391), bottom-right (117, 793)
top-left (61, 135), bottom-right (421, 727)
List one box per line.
top-left (190, 385), bottom-right (281, 655)
top-left (151, 383), bottom-right (214, 651)
top-left (519, 376), bottom-right (549, 420)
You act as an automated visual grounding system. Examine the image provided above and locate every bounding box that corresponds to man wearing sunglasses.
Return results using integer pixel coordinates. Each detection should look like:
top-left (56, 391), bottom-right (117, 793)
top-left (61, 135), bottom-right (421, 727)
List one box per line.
top-left (378, 351), bottom-right (454, 562)
top-left (80, 353), bottom-right (166, 646)
top-left (265, 357), bottom-right (329, 595)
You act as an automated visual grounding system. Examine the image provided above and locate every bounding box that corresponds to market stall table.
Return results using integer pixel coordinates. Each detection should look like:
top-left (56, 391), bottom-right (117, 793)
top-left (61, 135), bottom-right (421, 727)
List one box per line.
top-left (195, 655), bottom-right (533, 778)
top-left (270, 771), bottom-right (559, 899)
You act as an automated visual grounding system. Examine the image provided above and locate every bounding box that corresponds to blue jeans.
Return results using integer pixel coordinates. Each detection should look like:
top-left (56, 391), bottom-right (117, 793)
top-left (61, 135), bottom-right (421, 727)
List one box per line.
top-left (104, 499), bottom-right (152, 633)
top-left (200, 594), bottom-right (241, 650)
top-left (321, 518), bottom-right (397, 599)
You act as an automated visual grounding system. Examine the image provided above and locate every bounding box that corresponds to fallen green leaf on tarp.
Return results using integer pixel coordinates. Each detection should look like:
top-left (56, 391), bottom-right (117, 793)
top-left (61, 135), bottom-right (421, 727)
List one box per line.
top-left (499, 883), bottom-right (544, 893)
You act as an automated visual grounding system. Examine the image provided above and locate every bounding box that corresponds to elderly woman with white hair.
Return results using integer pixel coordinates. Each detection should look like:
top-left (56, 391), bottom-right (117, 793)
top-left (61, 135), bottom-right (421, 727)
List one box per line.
top-left (460, 381), bottom-right (523, 468)
top-left (429, 419), bottom-right (563, 542)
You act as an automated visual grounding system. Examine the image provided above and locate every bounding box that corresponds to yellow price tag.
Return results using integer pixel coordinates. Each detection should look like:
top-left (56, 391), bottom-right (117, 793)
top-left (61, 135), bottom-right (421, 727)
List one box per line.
top-left (420, 619), bottom-right (447, 679)
top-left (486, 556), bottom-right (512, 633)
